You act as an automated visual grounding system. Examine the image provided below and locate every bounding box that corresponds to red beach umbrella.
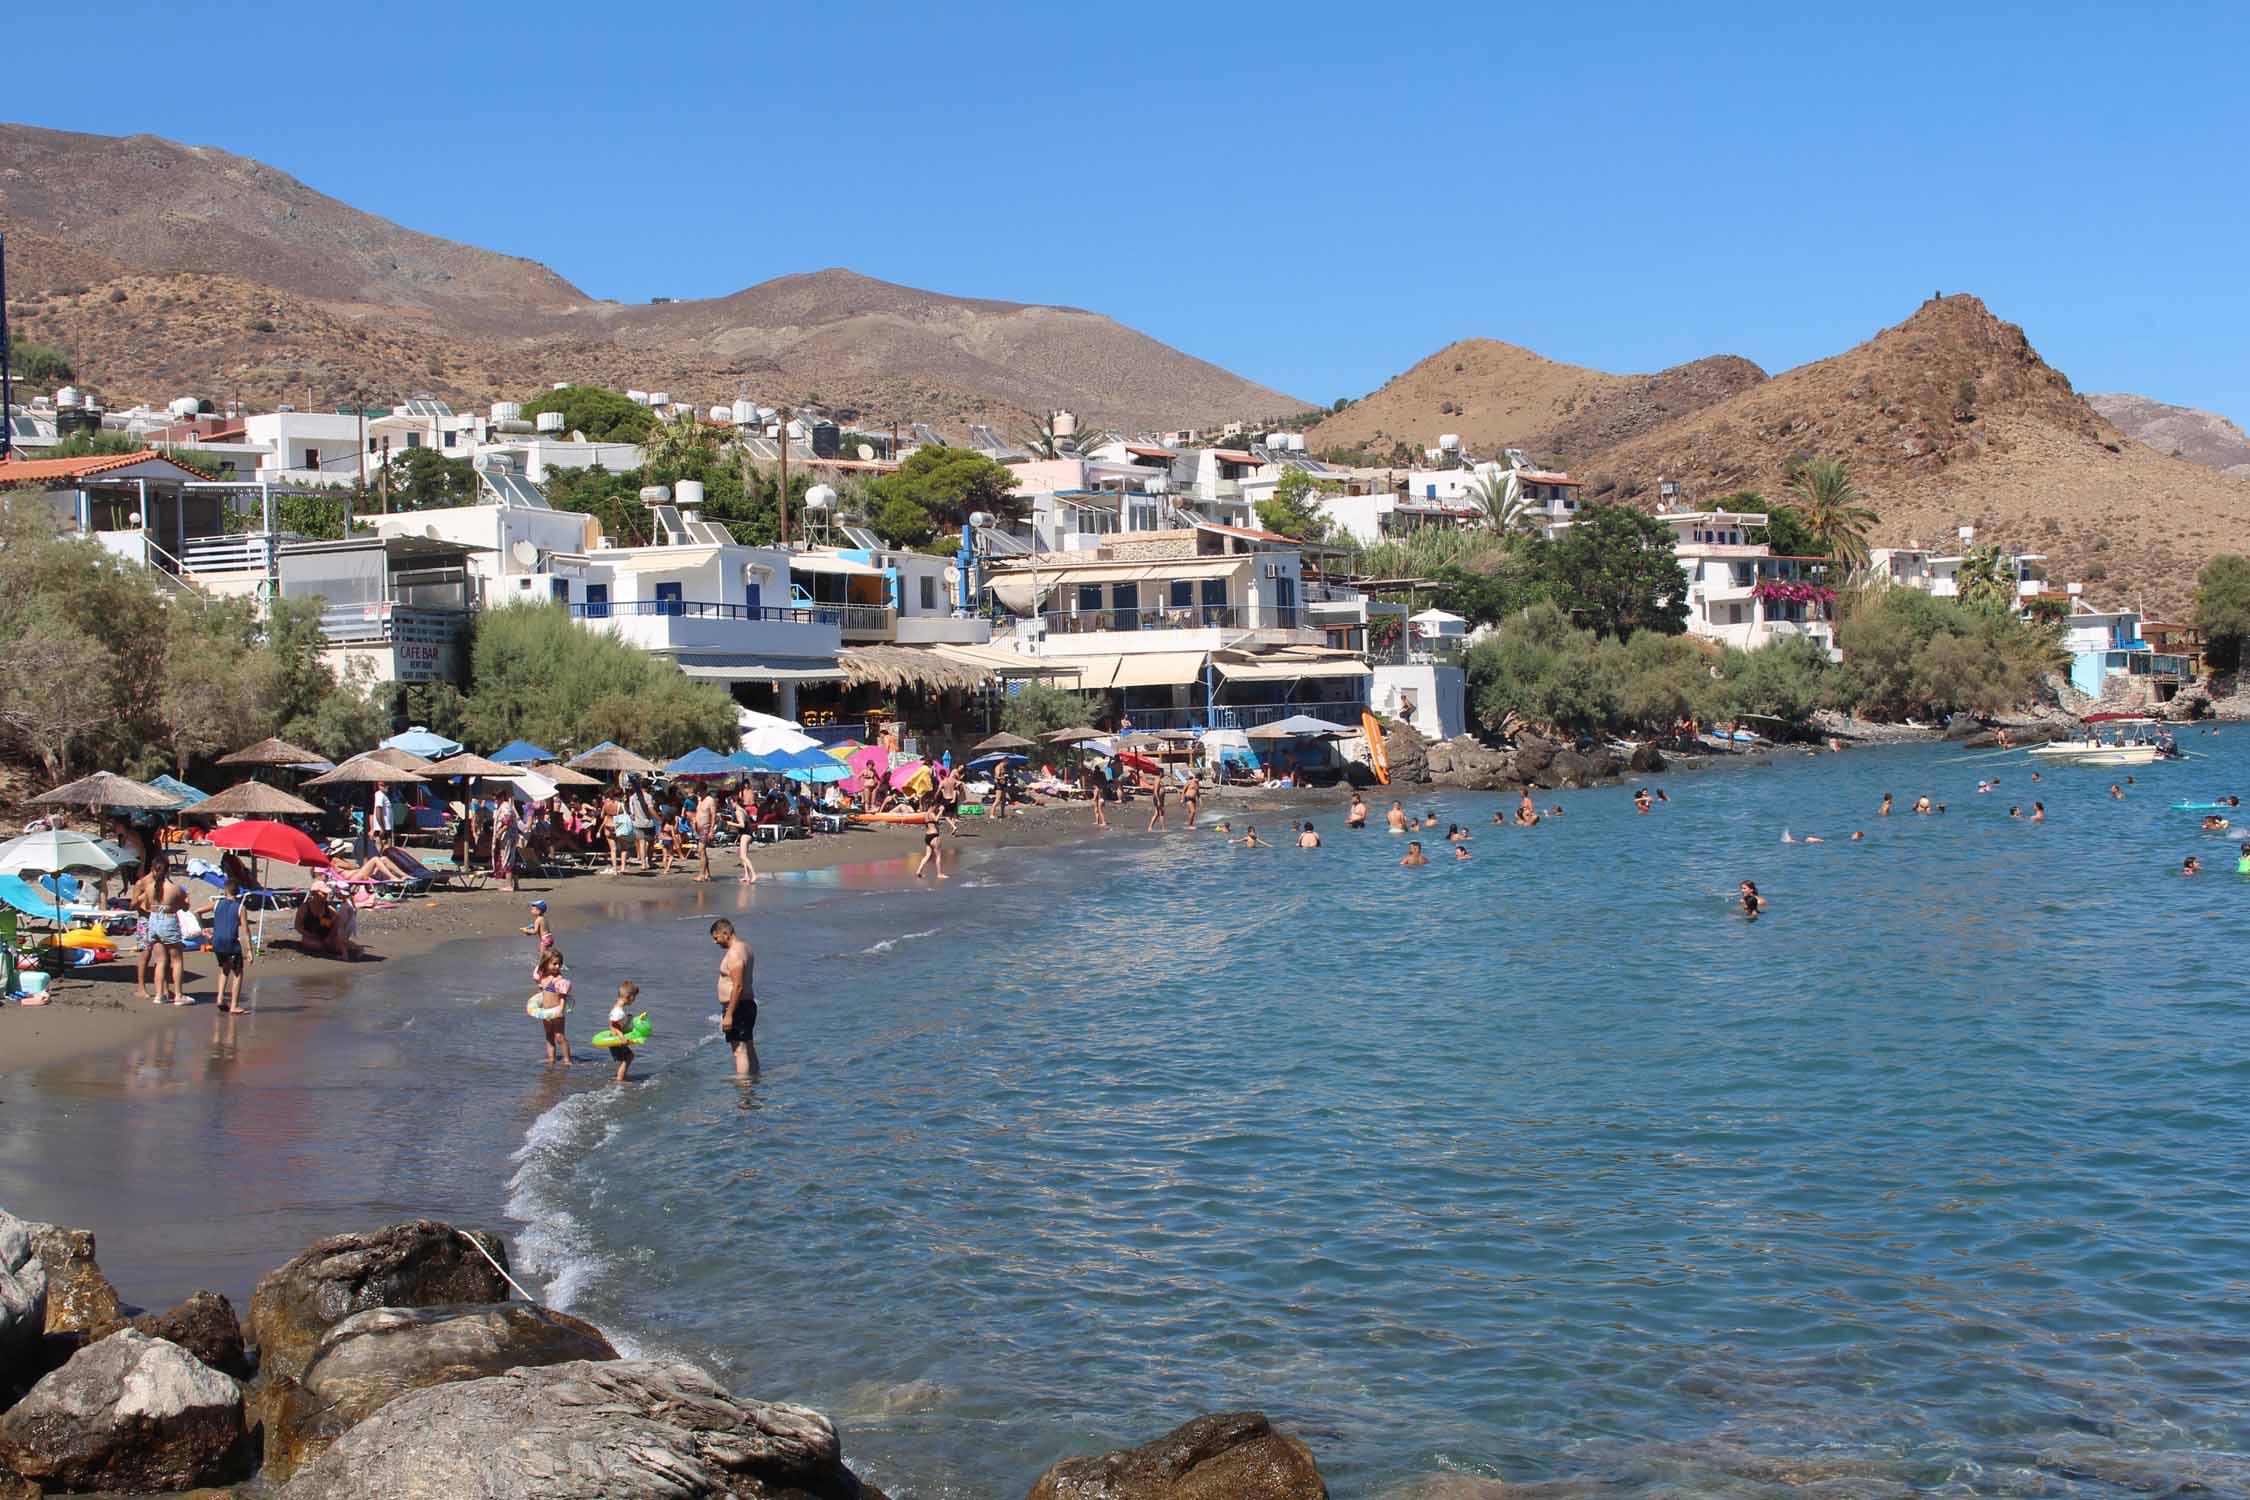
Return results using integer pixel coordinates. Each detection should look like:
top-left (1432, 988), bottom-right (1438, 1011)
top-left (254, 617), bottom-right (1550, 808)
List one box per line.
top-left (205, 820), bottom-right (332, 868)
top-left (1116, 751), bottom-right (1162, 776)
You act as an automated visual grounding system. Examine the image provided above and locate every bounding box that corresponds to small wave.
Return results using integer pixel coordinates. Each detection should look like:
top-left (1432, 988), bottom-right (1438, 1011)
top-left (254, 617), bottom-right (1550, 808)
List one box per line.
top-left (505, 1087), bottom-right (627, 1313)
top-left (857, 928), bottom-right (940, 956)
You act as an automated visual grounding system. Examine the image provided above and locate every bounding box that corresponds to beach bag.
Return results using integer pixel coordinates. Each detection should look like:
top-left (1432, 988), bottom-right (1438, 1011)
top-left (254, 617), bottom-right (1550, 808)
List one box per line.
top-left (611, 812), bottom-right (636, 838)
top-left (178, 909), bottom-right (203, 942)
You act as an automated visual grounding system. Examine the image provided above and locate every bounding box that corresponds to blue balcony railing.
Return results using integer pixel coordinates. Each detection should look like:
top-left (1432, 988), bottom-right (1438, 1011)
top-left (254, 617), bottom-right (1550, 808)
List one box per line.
top-left (1038, 604), bottom-right (1306, 634)
top-left (571, 600), bottom-right (832, 625)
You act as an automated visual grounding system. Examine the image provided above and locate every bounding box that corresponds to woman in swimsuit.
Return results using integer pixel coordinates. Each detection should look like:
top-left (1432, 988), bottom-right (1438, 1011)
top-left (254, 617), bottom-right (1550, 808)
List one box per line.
top-left (1739, 880), bottom-right (1767, 919)
top-left (914, 794), bottom-right (948, 881)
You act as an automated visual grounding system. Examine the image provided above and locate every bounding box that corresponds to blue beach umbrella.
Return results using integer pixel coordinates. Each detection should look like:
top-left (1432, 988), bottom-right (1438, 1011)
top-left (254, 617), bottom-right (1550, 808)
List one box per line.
top-left (665, 747), bottom-right (740, 779)
top-left (489, 739), bottom-right (557, 765)
top-left (782, 747), bottom-right (850, 784)
top-left (147, 774), bottom-right (208, 805)
top-left (381, 726), bottom-right (464, 759)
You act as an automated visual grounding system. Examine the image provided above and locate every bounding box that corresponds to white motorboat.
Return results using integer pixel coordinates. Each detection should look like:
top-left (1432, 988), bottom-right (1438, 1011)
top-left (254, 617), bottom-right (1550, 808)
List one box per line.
top-left (2025, 715), bottom-right (2178, 766)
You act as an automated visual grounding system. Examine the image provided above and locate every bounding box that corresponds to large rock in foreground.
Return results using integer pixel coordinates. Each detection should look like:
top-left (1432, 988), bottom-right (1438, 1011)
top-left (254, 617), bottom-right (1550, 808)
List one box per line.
top-left (1029, 1411), bottom-right (1327, 1500)
top-left (249, 1219), bottom-right (513, 1381)
top-left (260, 1302), bottom-right (619, 1482)
top-left (0, 1211), bottom-right (47, 1373)
top-left (0, 1329), bottom-right (243, 1492)
top-left (278, 1358), bottom-right (878, 1500)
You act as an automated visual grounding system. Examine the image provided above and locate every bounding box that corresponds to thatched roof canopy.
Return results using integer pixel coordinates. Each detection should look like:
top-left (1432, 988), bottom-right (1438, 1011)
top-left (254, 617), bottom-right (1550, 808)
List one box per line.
top-left (837, 645), bottom-right (992, 695)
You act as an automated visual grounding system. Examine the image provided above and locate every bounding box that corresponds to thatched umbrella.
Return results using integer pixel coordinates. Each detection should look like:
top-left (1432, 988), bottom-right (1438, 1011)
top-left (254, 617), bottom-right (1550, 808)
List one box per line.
top-left (421, 753), bottom-right (525, 780)
top-left (568, 744), bottom-right (661, 776)
top-left (972, 731), bottom-right (1036, 754)
top-left (302, 760), bottom-right (428, 788)
top-left (217, 736), bottom-right (327, 768)
top-left (27, 772), bottom-right (184, 814)
top-left (533, 763), bottom-right (603, 788)
top-left (191, 782), bottom-right (323, 818)
top-left (361, 746), bottom-right (435, 772)
top-left (1043, 726), bottom-right (1104, 744)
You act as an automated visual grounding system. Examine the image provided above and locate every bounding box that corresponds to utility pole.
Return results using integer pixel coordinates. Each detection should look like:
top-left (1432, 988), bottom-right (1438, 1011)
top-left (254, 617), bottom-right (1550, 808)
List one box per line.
top-left (379, 435), bottom-right (391, 514)
top-left (777, 405), bottom-right (791, 548)
top-left (0, 231), bottom-right (12, 460)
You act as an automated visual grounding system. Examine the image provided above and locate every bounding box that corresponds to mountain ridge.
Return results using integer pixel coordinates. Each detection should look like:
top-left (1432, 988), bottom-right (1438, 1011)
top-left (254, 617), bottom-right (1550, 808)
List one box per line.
top-left (0, 123), bottom-right (1308, 429)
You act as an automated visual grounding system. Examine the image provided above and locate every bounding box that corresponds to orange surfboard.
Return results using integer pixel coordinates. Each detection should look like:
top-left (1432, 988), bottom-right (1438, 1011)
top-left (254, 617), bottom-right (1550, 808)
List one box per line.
top-left (1360, 711), bottom-right (1390, 785)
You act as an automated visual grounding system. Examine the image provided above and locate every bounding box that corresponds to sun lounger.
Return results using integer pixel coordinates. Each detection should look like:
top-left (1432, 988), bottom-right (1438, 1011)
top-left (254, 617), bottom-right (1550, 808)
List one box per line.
top-left (413, 852), bottom-right (487, 891)
top-left (0, 875), bottom-right (113, 929)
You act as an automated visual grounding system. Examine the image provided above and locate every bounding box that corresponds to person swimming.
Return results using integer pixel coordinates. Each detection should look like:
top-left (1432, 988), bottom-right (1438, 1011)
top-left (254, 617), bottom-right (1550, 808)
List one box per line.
top-left (2182, 855), bottom-right (2202, 876)
top-left (1633, 789), bottom-right (1653, 814)
top-left (1400, 841), bottom-right (1429, 867)
top-left (1738, 880), bottom-right (1767, 918)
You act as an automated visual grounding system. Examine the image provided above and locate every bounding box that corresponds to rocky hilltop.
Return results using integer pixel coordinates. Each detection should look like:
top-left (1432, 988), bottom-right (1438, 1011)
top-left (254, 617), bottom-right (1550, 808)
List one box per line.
top-left (2088, 391), bottom-right (2250, 478)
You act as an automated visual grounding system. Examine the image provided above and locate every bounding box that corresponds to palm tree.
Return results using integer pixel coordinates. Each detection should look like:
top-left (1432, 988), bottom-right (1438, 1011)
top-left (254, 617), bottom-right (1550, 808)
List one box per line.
top-left (1468, 469), bottom-right (1537, 533)
top-left (1955, 543), bottom-right (2014, 614)
top-left (1785, 458), bottom-right (1879, 569)
top-left (641, 408), bottom-right (725, 475)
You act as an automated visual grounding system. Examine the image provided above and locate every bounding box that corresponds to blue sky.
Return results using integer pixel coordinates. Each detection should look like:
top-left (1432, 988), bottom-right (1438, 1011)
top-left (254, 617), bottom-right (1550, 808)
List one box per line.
top-left (11, 2), bottom-right (2249, 423)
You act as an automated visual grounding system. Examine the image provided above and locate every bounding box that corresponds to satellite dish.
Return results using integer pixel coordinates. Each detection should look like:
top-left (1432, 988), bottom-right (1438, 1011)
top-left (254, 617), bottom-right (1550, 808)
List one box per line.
top-left (943, 565), bottom-right (961, 587)
top-left (425, 525), bottom-right (441, 541)
top-left (857, 443), bottom-right (876, 462)
top-left (511, 540), bottom-right (540, 568)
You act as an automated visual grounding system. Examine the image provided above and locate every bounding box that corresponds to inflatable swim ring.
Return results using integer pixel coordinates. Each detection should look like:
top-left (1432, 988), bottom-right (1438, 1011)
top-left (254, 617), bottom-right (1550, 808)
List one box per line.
top-left (55, 928), bottom-right (118, 953)
top-left (526, 995), bottom-right (567, 1021)
top-left (850, 812), bottom-right (939, 825)
top-left (590, 1013), bottom-right (652, 1049)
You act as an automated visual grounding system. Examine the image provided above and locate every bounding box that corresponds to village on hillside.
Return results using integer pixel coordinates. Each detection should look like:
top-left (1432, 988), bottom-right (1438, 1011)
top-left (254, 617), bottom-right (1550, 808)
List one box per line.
top-left (1, 362), bottom-right (2240, 785)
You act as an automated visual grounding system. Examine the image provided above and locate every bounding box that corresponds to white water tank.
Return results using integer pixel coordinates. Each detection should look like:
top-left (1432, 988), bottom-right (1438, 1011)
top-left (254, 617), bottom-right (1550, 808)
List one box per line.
top-left (626, 390), bottom-right (650, 405)
top-left (639, 485), bottom-right (671, 504)
top-left (168, 396), bottom-right (200, 418)
top-left (708, 405), bottom-right (730, 423)
top-left (1287, 434), bottom-right (1306, 451)
top-left (495, 419), bottom-right (534, 435)
top-left (649, 391), bottom-right (671, 408)
top-left (1266, 432), bottom-right (1289, 448)
top-left (55, 386), bottom-right (83, 409)
top-left (1438, 433), bottom-right (1461, 452)
top-left (676, 479), bottom-right (705, 508)
top-left (536, 410), bottom-right (567, 433)
top-left (551, 382), bottom-right (569, 391)
top-left (804, 484), bottom-right (837, 512)
top-left (491, 401), bottom-right (522, 422)
top-left (731, 399), bottom-right (757, 425)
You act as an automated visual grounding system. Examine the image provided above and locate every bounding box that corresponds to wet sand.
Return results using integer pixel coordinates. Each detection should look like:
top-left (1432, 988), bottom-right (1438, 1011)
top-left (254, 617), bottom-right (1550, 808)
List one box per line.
top-left (0, 786), bottom-right (1321, 1313)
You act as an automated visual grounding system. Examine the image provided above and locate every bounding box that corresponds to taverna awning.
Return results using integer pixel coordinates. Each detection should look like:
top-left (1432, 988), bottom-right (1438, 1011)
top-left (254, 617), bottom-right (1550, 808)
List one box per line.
top-left (985, 557), bottom-right (1244, 615)
top-left (1211, 651), bottom-right (1372, 682)
top-left (837, 644), bottom-right (994, 694)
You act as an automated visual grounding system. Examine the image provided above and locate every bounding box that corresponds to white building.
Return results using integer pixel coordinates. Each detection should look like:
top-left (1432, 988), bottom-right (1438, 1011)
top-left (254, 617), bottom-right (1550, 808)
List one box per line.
top-left (981, 523), bottom-right (1398, 734)
top-left (1871, 535), bottom-right (2048, 602)
top-left (1656, 508), bottom-right (1838, 655)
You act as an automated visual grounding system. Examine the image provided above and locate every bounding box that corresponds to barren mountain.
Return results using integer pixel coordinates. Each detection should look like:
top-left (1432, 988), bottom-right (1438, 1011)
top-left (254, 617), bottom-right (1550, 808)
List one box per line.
top-left (1305, 338), bottom-right (1765, 462)
top-left (0, 123), bottom-right (1308, 431)
top-left (589, 269), bottom-right (1313, 429)
top-left (2086, 392), bottom-right (2250, 478)
top-left (0, 123), bottom-right (586, 324)
top-left (1581, 295), bottom-right (2250, 617)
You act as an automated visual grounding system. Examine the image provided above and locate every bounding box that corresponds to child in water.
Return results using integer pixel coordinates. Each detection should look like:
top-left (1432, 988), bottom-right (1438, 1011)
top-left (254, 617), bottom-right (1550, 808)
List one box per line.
top-left (529, 948), bottom-right (572, 1066)
top-left (521, 899), bottom-right (552, 949)
top-left (607, 979), bottom-right (643, 1083)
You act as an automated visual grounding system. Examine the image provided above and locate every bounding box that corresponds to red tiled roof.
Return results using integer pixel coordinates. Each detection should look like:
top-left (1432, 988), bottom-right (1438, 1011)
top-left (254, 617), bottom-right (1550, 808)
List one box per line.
top-left (1214, 450), bottom-right (1261, 464)
top-left (0, 449), bottom-right (218, 483)
top-left (1125, 445), bottom-right (1176, 459)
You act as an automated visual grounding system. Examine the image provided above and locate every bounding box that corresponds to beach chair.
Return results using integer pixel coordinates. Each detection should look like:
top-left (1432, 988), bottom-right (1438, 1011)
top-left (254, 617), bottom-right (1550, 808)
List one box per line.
top-left (0, 875), bottom-right (114, 931)
top-left (413, 851), bottom-right (487, 892)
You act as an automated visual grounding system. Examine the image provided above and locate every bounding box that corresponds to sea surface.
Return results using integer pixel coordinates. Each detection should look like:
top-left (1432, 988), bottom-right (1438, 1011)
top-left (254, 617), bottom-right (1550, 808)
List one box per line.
top-left (7, 736), bottom-right (2250, 1497)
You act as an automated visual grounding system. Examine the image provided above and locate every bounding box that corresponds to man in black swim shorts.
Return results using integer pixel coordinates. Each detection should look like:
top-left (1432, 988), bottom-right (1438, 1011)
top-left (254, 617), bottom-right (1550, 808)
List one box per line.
top-left (710, 917), bottom-right (757, 1076)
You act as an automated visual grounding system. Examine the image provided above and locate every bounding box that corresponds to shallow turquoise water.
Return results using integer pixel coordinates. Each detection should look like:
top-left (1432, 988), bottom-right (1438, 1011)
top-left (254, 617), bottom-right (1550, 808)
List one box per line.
top-left (496, 736), bottom-right (2250, 1497)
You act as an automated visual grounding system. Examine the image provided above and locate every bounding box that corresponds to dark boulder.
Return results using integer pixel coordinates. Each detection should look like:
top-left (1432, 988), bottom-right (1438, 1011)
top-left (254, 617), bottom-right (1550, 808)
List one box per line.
top-left (1027, 1410), bottom-right (1327, 1500)
top-left (26, 1225), bottom-right (121, 1336)
top-left (124, 1290), bottom-right (250, 1379)
top-left (258, 1301), bottom-right (617, 1482)
top-left (248, 1220), bottom-right (512, 1382)
top-left (1374, 715), bottom-right (1431, 787)
top-left (0, 1329), bottom-right (244, 1492)
top-left (1427, 738), bottom-right (1519, 791)
top-left (276, 1358), bottom-right (880, 1500)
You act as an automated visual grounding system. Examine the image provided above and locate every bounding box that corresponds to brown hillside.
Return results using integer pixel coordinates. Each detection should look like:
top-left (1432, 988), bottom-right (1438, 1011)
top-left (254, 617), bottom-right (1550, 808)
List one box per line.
top-left (1583, 295), bottom-right (2250, 617)
top-left (2087, 392), bottom-right (2250, 478)
top-left (1305, 338), bottom-right (1763, 464)
top-left (5, 271), bottom-right (1042, 430)
top-left (589, 269), bottom-right (1313, 430)
top-left (0, 123), bottom-right (587, 324)
top-left (1, 123), bottom-right (1304, 432)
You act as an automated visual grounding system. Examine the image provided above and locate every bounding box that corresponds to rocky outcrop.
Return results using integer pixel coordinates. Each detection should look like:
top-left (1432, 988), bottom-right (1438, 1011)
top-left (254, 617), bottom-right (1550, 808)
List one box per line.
top-left (276, 1358), bottom-right (880, 1500)
top-left (258, 1302), bottom-right (619, 1482)
top-left (0, 1212), bottom-right (48, 1383)
top-left (248, 1220), bottom-right (513, 1382)
top-left (0, 1329), bottom-right (244, 1491)
top-left (26, 1225), bottom-right (121, 1337)
top-left (1028, 1411), bottom-right (1327, 1500)
top-left (1419, 733), bottom-right (1645, 792)
top-left (118, 1290), bottom-right (250, 1379)
top-left (1423, 737), bottom-right (1518, 791)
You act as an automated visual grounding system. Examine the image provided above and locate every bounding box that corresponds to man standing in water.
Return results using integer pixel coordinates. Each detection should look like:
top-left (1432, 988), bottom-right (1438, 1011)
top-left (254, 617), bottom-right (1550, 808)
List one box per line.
top-left (710, 918), bottom-right (756, 1076)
